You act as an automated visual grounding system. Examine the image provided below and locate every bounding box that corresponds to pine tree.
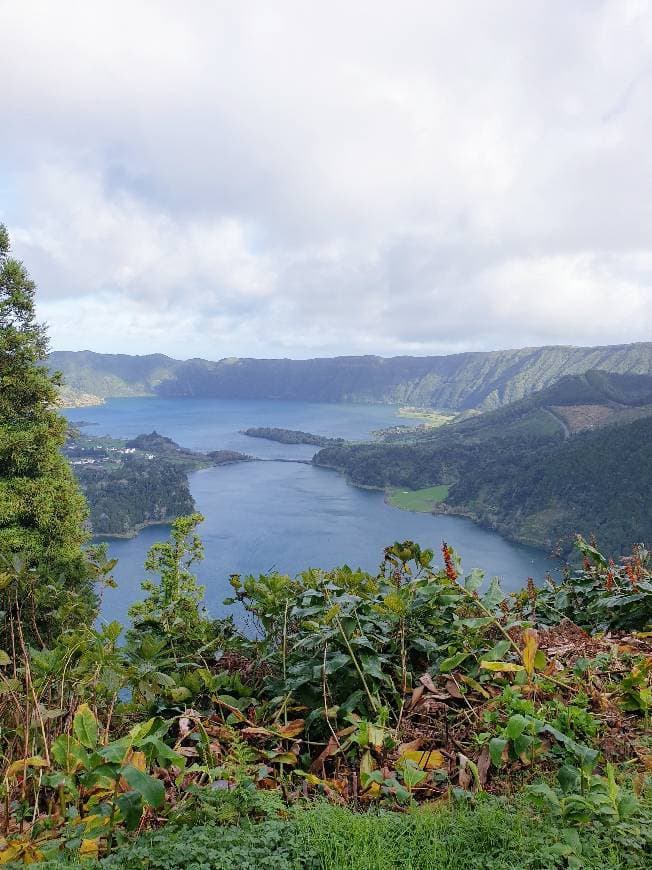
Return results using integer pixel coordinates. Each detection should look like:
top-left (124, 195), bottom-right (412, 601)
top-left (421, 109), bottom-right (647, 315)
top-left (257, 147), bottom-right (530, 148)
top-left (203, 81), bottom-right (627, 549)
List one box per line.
top-left (0, 223), bottom-right (95, 645)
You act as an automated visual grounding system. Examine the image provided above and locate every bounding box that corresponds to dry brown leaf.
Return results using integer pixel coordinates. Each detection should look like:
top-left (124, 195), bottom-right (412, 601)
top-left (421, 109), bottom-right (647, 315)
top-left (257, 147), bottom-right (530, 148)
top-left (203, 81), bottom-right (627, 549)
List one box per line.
top-left (410, 685), bottom-right (424, 708)
top-left (477, 745), bottom-right (491, 785)
top-left (277, 719), bottom-right (305, 738)
top-left (445, 679), bottom-right (463, 700)
top-left (419, 672), bottom-right (438, 693)
top-left (310, 734), bottom-right (340, 772)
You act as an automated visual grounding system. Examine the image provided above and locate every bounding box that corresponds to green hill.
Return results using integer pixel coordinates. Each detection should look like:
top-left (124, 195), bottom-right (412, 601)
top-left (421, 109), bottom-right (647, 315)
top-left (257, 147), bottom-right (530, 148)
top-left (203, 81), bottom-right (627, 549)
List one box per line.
top-left (314, 372), bottom-right (652, 556)
top-left (48, 342), bottom-right (652, 410)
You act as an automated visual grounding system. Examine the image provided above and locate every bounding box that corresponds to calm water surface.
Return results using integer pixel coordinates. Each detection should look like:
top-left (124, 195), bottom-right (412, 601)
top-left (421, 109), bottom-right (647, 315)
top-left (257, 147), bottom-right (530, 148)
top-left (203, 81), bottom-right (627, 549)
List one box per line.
top-left (64, 398), bottom-right (556, 625)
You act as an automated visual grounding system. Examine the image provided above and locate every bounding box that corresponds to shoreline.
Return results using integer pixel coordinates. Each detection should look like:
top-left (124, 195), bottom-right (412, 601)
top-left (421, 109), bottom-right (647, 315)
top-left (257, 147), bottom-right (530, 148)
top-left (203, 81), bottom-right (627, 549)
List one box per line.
top-left (93, 517), bottom-right (174, 540)
top-left (314, 458), bottom-right (556, 558)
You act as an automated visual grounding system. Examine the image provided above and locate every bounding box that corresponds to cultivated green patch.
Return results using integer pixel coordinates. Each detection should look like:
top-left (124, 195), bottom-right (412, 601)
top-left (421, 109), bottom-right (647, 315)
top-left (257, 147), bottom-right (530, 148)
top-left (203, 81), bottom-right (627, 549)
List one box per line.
top-left (387, 484), bottom-right (450, 511)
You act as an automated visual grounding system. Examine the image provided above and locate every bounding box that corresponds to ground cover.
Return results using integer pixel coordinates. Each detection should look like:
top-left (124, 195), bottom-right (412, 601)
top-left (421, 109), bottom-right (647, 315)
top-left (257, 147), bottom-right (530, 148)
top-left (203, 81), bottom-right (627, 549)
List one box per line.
top-left (1, 527), bottom-right (650, 867)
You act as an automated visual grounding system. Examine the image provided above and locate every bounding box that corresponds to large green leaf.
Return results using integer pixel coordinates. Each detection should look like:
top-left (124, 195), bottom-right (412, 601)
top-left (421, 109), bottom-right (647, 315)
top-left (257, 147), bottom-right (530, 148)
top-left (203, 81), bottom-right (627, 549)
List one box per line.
top-left (505, 714), bottom-right (528, 740)
top-left (323, 652), bottom-right (351, 675)
top-left (483, 577), bottom-right (505, 609)
top-left (139, 736), bottom-right (185, 768)
top-left (120, 764), bottom-right (165, 808)
top-left (484, 640), bottom-right (511, 661)
top-left (360, 654), bottom-right (384, 680)
top-left (557, 764), bottom-right (580, 794)
top-left (51, 734), bottom-right (90, 773)
top-left (73, 703), bottom-right (98, 750)
top-left (99, 736), bottom-right (133, 764)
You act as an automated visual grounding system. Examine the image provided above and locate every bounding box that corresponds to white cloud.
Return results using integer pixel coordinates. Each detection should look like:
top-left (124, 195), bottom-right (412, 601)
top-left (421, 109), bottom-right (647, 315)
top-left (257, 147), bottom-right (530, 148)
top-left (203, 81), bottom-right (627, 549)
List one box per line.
top-left (1, 0), bottom-right (651, 357)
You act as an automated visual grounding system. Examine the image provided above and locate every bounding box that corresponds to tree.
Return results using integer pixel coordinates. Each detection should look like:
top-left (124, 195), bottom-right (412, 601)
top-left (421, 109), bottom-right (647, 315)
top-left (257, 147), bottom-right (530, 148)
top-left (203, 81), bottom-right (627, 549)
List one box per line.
top-left (128, 513), bottom-right (211, 656)
top-left (0, 223), bottom-right (94, 645)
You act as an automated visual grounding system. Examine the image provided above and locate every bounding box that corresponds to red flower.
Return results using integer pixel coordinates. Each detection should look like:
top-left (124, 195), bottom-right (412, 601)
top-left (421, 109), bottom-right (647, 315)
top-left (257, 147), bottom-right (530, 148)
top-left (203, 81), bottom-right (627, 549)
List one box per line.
top-left (442, 542), bottom-right (458, 581)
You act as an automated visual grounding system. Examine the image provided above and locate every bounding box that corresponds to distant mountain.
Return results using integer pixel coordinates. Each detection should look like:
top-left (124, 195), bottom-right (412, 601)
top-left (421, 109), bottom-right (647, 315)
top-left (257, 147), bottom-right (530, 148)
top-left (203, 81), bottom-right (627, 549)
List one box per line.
top-left (48, 342), bottom-right (652, 410)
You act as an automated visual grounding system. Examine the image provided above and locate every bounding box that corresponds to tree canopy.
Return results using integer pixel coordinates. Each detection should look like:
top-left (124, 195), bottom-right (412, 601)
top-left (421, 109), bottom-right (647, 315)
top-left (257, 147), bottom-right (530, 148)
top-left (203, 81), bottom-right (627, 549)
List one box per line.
top-left (0, 224), bottom-right (94, 643)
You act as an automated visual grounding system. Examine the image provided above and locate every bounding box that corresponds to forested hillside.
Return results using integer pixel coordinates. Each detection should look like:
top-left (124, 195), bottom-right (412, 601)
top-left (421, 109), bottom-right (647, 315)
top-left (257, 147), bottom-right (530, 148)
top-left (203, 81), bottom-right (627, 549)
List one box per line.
top-left (66, 430), bottom-right (250, 536)
top-left (315, 373), bottom-right (652, 556)
top-left (49, 342), bottom-right (652, 410)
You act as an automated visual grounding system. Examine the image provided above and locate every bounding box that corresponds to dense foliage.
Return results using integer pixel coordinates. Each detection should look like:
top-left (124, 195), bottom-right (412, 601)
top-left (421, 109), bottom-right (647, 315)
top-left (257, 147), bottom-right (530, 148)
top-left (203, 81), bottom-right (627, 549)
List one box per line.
top-left (1, 519), bottom-right (650, 866)
top-left (0, 224), bottom-right (94, 643)
top-left (49, 344), bottom-right (652, 409)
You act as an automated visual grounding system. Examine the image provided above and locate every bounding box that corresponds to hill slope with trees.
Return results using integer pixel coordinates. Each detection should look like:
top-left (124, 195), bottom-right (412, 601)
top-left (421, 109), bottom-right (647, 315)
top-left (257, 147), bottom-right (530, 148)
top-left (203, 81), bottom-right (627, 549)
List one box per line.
top-left (315, 372), bottom-right (652, 556)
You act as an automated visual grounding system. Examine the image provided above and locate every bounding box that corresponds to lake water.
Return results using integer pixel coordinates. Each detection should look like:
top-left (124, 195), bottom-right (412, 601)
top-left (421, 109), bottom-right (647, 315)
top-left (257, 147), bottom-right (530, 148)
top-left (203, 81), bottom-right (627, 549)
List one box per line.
top-left (64, 398), bottom-right (556, 626)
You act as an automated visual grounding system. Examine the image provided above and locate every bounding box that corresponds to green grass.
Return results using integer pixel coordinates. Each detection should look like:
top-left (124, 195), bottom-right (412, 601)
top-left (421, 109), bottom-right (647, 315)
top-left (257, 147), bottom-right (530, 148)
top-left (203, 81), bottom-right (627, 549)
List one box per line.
top-left (398, 407), bottom-right (455, 426)
top-left (388, 485), bottom-right (450, 511)
top-left (35, 796), bottom-right (649, 869)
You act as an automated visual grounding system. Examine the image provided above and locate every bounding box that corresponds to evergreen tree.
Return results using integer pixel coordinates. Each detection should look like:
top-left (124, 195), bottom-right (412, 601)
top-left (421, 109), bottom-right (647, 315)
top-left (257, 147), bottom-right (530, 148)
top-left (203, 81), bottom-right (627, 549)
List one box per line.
top-left (0, 223), bottom-right (95, 645)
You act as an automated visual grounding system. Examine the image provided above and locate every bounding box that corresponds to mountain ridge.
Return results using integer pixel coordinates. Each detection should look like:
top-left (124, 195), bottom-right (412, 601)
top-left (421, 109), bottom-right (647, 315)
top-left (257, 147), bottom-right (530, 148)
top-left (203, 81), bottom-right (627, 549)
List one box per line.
top-left (49, 341), bottom-right (652, 411)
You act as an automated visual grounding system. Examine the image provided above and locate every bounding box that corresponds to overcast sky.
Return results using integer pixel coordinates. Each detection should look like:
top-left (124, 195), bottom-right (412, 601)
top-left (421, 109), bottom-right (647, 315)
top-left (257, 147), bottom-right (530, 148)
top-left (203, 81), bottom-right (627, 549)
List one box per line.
top-left (2, 1), bottom-right (651, 359)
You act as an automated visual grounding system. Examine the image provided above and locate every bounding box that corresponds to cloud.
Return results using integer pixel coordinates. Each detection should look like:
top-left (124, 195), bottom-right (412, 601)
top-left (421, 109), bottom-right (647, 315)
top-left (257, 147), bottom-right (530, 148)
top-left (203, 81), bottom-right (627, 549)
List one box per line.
top-left (1, 0), bottom-right (651, 357)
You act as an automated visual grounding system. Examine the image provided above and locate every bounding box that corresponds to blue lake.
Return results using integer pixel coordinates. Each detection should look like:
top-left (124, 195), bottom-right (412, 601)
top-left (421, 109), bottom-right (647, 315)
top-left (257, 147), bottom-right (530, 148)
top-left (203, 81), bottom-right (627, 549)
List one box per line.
top-left (64, 398), bottom-right (556, 626)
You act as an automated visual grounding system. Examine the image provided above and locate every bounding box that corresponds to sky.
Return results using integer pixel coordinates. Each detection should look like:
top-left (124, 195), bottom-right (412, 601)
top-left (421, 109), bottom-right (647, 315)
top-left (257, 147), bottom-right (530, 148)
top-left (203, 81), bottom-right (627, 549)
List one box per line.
top-left (1, 0), bottom-right (651, 360)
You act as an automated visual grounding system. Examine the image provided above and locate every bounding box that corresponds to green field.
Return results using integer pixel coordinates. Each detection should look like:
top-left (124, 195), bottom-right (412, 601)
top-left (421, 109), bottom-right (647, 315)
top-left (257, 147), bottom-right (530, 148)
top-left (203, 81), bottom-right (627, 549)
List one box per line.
top-left (387, 484), bottom-right (450, 511)
top-left (398, 406), bottom-right (455, 426)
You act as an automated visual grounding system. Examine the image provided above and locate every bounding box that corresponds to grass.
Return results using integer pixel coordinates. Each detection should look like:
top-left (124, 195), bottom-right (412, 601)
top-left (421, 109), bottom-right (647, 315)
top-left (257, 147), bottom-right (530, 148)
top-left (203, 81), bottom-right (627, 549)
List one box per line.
top-left (398, 407), bottom-right (455, 426)
top-left (387, 485), bottom-right (450, 511)
top-left (293, 799), bottom-right (642, 869)
top-left (33, 797), bottom-right (649, 869)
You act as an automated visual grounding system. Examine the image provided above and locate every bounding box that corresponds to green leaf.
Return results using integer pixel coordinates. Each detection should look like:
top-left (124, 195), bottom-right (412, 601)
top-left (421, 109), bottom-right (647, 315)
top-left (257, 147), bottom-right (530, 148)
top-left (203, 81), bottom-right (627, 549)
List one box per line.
top-left (533, 650), bottom-right (547, 670)
top-left (73, 703), bottom-right (98, 750)
top-left (483, 576), bottom-right (505, 609)
top-left (489, 737), bottom-right (508, 767)
top-left (480, 660), bottom-right (525, 673)
top-left (558, 764), bottom-right (580, 794)
top-left (139, 736), bottom-right (185, 768)
top-left (484, 640), bottom-right (511, 661)
top-left (0, 650), bottom-right (11, 666)
top-left (513, 733), bottom-right (535, 756)
top-left (51, 734), bottom-right (90, 773)
top-left (400, 761), bottom-right (427, 789)
top-left (99, 736), bottom-right (133, 764)
top-left (120, 764), bottom-right (165, 808)
top-left (527, 782), bottom-right (560, 808)
top-left (323, 652), bottom-right (351, 675)
top-left (506, 714), bottom-right (529, 740)
top-left (439, 652), bottom-right (469, 673)
top-left (360, 654), bottom-right (385, 680)
top-left (117, 792), bottom-right (144, 831)
top-left (561, 827), bottom-right (582, 855)
top-left (464, 569), bottom-right (484, 594)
